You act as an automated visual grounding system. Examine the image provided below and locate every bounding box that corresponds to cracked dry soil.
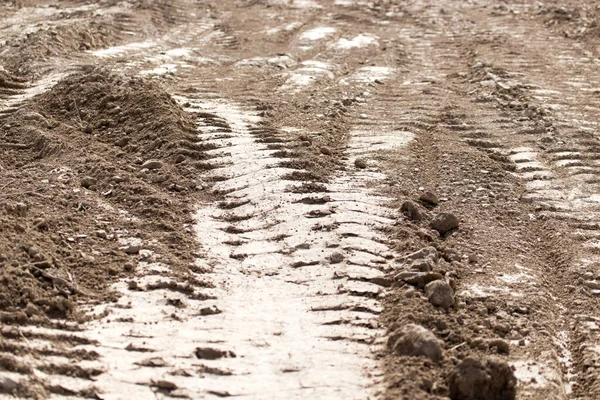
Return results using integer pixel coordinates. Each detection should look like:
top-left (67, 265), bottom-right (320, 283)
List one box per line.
top-left (2, 0), bottom-right (600, 399)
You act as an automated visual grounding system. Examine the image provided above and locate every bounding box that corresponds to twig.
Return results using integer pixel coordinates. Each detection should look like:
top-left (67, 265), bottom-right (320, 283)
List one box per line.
top-left (72, 100), bottom-right (83, 125)
top-left (0, 179), bottom-right (15, 191)
top-left (0, 143), bottom-right (29, 149)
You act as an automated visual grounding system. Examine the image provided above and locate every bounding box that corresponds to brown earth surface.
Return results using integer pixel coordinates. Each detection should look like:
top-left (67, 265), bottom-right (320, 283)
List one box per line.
top-left (1, 0), bottom-right (600, 399)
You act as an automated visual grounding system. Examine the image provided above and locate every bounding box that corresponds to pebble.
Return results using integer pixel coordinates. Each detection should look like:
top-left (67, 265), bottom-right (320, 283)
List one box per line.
top-left (95, 230), bottom-right (107, 239)
top-left (388, 324), bottom-right (444, 362)
top-left (424, 280), bottom-right (455, 309)
top-left (430, 212), bottom-right (459, 235)
top-left (468, 253), bottom-right (479, 264)
top-left (419, 191), bottom-right (439, 206)
top-left (320, 146), bottom-right (333, 156)
top-left (142, 159), bottom-right (163, 170)
top-left (354, 158), bottom-right (367, 169)
top-left (404, 287), bottom-right (416, 298)
top-left (400, 201), bottom-right (423, 221)
top-left (329, 251), bottom-right (344, 264)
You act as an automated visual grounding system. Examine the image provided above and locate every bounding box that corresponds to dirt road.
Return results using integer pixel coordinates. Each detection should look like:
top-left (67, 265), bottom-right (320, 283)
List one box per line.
top-left (1, 0), bottom-right (600, 399)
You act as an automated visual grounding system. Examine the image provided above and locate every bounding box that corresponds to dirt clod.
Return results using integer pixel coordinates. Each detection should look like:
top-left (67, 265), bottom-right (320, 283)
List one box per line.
top-left (388, 324), bottom-right (444, 362)
top-left (448, 357), bottom-right (517, 400)
top-left (424, 280), bottom-right (455, 309)
top-left (430, 212), bottom-right (459, 235)
top-left (195, 347), bottom-right (236, 360)
top-left (354, 158), bottom-right (367, 169)
top-left (400, 200), bottom-right (423, 221)
top-left (419, 191), bottom-right (440, 206)
top-left (329, 251), bottom-right (345, 264)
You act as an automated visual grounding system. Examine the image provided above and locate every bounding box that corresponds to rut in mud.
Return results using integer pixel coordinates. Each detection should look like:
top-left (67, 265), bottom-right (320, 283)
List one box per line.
top-left (3, 0), bottom-right (600, 399)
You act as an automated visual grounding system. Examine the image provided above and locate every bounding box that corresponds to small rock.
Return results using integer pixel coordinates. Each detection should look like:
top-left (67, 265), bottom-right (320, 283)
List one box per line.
top-left (0, 376), bottom-right (19, 393)
top-left (127, 281), bottom-right (138, 290)
top-left (150, 174), bottom-right (169, 184)
top-left (408, 257), bottom-right (436, 272)
top-left (493, 322), bottom-right (511, 337)
top-left (33, 218), bottom-right (47, 230)
top-left (124, 262), bottom-right (136, 272)
top-left (152, 380), bottom-right (177, 391)
top-left (122, 245), bottom-right (141, 254)
top-left (419, 191), bottom-right (439, 206)
top-left (354, 158), bottom-right (367, 169)
top-left (137, 168), bottom-right (150, 178)
top-left (583, 280), bottom-right (600, 290)
top-left (199, 306), bottom-right (222, 316)
top-left (95, 230), bottom-right (107, 239)
top-left (430, 212), bottom-right (459, 235)
top-left (320, 146), bottom-right (333, 156)
top-left (142, 159), bottom-right (163, 170)
top-left (448, 357), bottom-right (517, 400)
top-left (405, 246), bottom-right (439, 262)
top-left (488, 339), bottom-right (510, 355)
top-left (425, 280), bottom-right (455, 309)
top-left (329, 251), bottom-right (344, 264)
top-left (388, 324), bottom-right (444, 362)
top-left (396, 271), bottom-right (419, 281)
top-left (468, 253), bottom-right (479, 264)
top-left (400, 201), bottom-right (423, 221)
top-left (115, 137), bottom-right (129, 147)
top-left (195, 347), bottom-right (236, 360)
top-left (80, 176), bottom-right (97, 189)
top-left (404, 287), bottom-right (416, 298)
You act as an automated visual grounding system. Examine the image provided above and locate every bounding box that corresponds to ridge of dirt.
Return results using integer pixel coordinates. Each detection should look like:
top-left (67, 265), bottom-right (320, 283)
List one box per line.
top-left (0, 68), bottom-right (206, 323)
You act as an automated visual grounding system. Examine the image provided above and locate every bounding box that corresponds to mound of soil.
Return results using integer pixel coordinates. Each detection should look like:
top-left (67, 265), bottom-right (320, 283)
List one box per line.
top-left (0, 68), bottom-right (206, 322)
top-left (1, 20), bottom-right (121, 75)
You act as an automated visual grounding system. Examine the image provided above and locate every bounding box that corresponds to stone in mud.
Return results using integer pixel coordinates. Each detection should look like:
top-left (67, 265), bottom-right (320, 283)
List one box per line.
top-left (430, 212), bottom-right (459, 235)
top-left (142, 159), bottom-right (163, 170)
top-left (320, 146), bottom-right (333, 156)
top-left (425, 280), bottom-right (454, 309)
top-left (388, 324), bottom-right (444, 362)
top-left (419, 191), bottom-right (439, 206)
top-left (405, 246), bottom-right (438, 262)
top-left (400, 201), bottom-right (423, 221)
top-left (329, 251), bottom-right (344, 264)
top-left (354, 158), bottom-right (367, 169)
top-left (448, 357), bottom-right (517, 400)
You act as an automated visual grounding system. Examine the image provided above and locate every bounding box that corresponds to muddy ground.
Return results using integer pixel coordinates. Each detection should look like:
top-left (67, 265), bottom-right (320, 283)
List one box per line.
top-left (1, 0), bottom-right (600, 399)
